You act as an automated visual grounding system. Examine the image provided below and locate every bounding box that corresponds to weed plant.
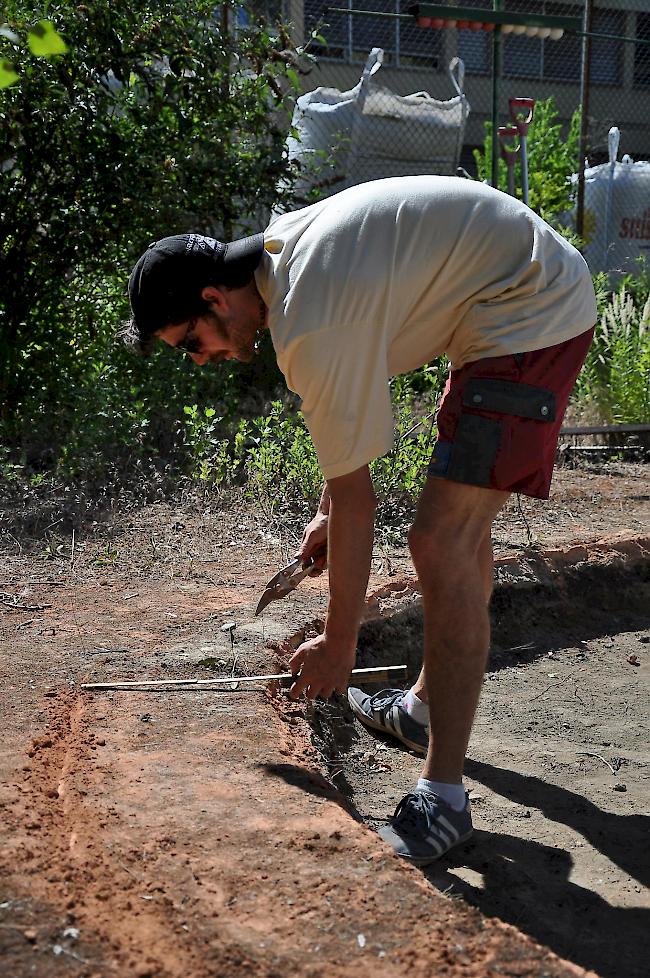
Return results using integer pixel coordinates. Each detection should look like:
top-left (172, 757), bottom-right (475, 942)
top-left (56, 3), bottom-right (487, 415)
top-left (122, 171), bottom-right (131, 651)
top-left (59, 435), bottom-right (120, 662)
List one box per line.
top-left (574, 271), bottom-right (650, 424)
top-left (200, 362), bottom-right (446, 529)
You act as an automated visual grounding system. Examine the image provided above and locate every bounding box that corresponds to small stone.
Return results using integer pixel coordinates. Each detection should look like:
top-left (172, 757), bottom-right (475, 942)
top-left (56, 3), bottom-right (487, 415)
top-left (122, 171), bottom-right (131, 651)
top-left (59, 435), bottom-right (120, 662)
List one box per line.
top-left (627, 655), bottom-right (640, 666)
top-left (96, 738), bottom-right (106, 746)
top-left (23, 929), bottom-right (37, 942)
top-left (613, 783), bottom-right (627, 792)
top-left (221, 621), bottom-right (236, 632)
top-left (357, 934), bottom-right (366, 948)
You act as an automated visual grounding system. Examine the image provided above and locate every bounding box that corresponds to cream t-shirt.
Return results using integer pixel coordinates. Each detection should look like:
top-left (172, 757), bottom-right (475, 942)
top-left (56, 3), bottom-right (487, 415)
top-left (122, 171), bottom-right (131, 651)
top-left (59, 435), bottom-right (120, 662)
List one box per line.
top-left (254, 176), bottom-right (597, 480)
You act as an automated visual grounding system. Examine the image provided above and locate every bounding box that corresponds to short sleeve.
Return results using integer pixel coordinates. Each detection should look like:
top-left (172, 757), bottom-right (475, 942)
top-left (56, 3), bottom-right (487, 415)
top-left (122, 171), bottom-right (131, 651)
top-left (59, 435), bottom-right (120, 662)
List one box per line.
top-left (280, 324), bottom-right (395, 480)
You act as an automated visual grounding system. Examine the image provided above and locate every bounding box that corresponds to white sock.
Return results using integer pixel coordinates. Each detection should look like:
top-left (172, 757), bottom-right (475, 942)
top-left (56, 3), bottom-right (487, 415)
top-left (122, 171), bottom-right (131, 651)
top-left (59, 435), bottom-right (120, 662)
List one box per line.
top-left (417, 778), bottom-right (466, 812)
top-left (402, 688), bottom-right (430, 727)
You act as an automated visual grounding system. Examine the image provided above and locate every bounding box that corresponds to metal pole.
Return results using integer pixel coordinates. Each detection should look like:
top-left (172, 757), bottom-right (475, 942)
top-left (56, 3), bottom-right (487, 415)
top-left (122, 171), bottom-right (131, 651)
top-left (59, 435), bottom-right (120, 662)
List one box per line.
top-left (81, 664), bottom-right (409, 691)
top-left (576, 0), bottom-right (593, 239)
top-left (490, 0), bottom-right (503, 188)
top-left (347, 0), bottom-right (353, 64)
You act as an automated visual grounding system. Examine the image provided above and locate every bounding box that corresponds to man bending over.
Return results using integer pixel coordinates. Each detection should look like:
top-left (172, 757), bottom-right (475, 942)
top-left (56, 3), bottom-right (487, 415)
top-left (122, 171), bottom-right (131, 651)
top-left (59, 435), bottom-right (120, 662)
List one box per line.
top-left (125, 175), bottom-right (596, 865)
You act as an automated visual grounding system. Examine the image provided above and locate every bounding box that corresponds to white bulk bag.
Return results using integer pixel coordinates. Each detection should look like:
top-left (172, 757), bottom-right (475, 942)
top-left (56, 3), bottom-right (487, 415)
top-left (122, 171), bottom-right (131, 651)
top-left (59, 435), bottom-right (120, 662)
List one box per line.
top-left (579, 127), bottom-right (650, 277)
top-left (285, 49), bottom-right (470, 200)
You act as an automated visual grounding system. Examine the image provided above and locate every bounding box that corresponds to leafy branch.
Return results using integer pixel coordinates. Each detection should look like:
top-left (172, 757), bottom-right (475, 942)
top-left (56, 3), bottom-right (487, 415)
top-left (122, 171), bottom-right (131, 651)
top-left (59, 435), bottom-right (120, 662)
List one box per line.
top-left (1, 20), bottom-right (67, 89)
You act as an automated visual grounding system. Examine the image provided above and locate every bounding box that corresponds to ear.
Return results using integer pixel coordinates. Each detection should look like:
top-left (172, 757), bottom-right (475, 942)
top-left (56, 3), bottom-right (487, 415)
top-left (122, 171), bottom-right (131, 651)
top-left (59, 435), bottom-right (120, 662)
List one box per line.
top-left (201, 284), bottom-right (229, 312)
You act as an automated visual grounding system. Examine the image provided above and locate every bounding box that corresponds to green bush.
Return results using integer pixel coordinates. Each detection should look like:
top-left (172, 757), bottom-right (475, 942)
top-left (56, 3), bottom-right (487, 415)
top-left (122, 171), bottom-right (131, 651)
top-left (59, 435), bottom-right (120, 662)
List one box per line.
top-left (474, 98), bottom-right (581, 227)
top-left (1, 0), bottom-right (299, 444)
top-left (35, 316), bottom-right (284, 493)
top-left (238, 400), bottom-right (323, 511)
top-left (0, 20), bottom-right (68, 89)
top-left (574, 282), bottom-right (650, 424)
top-left (180, 364), bottom-right (446, 522)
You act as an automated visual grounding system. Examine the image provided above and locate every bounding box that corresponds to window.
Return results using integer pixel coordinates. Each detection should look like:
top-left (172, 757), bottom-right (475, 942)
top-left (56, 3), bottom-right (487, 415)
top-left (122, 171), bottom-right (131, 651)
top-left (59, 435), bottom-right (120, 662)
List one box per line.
top-left (397, 6), bottom-right (444, 67)
top-left (303, 0), bottom-right (442, 68)
top-left (503, 0), bottom-right (542, 80)
top-left (543, 2), bottom-right (582, 83)
top-left (634, 12), bottom-right (650, 88)
top-left (236, 0), bottom-right (285, 27)
top-left (590, 8), bottom-right (624, 86)
top-left (501, 0), bottom-right (605, 85)
top-left (350, 0), bottom-right (397, 60)
top-left (458, 0), bottom-right (492, 75)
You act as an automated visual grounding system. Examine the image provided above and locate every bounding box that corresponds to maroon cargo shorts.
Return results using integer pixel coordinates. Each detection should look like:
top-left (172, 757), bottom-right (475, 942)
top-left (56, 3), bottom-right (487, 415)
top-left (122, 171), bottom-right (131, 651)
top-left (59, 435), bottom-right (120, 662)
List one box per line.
top-left (427, 326), bottom-right (595, 499)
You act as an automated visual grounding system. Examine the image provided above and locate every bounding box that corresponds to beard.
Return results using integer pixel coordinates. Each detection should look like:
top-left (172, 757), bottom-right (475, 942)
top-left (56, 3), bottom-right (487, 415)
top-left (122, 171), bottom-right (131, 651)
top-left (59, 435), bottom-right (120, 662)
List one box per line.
top-left (203, 309), bottom-right (257, 364)
top-left (204, 291), bottom-right (267, 364)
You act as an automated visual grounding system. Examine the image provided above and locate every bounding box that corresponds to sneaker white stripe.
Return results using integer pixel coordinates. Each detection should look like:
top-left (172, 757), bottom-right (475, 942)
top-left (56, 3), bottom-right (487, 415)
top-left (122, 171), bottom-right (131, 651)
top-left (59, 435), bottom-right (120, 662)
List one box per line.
top-left (423, 833), bottom-right (444, 855)
top-left (435, 826), bottom-right (455, 849)
top-left (373, 706), bottom-right (393, 732)
top-left (437, 814), bottom-right (461, 841)
top-left (391, 705), bottom-right (403, 739)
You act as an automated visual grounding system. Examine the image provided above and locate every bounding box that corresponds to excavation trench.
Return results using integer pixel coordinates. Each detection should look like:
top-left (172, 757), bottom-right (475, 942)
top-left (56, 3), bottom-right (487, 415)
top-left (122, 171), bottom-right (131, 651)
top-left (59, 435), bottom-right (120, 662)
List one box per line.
top-left (303, 548), bottom-right (650, 978)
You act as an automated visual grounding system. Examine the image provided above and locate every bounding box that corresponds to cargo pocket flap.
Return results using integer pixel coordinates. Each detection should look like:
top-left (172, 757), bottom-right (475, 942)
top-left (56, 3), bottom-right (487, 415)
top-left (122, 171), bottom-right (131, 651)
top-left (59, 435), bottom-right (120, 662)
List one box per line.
top-left (463, 378), bottom-right (556, 422)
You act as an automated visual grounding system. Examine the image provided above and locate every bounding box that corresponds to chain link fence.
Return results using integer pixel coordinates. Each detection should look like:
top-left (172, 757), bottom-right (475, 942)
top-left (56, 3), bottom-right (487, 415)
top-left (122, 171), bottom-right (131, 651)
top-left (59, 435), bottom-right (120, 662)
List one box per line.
top-left (278, 0), bottom-right (650, 279)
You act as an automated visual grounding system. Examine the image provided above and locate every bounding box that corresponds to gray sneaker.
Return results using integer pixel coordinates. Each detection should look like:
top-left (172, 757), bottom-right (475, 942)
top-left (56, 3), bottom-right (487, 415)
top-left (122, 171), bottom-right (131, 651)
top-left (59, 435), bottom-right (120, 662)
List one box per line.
top-left (378, 790), bottom-right (473, 866)
top-left (347, 687), bottom-right (429, 756)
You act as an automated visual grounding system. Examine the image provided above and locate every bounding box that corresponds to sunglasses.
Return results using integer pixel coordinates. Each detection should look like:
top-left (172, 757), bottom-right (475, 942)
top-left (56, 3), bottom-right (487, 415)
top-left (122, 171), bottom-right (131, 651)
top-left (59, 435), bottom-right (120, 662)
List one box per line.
top-left (175, 318), bottom-right (200, 354)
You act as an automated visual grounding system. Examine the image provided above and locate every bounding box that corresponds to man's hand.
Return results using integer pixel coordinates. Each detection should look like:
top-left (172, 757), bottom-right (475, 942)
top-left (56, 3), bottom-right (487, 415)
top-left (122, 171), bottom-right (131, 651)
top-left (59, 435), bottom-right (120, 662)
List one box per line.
top-left (288, 634), bottom-right (356, 700)
top-left (299, 512), bottom-right (328, 572)
top-left (290, 466), bottom-right (375, 700)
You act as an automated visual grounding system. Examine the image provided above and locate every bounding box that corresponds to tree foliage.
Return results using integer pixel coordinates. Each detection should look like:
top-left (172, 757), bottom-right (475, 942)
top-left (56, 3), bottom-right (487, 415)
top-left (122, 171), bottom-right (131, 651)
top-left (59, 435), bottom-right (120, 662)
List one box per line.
top-left (1, 19), bottom-right (67, 88)
top-left (0, 0), bottom-right (299, 427)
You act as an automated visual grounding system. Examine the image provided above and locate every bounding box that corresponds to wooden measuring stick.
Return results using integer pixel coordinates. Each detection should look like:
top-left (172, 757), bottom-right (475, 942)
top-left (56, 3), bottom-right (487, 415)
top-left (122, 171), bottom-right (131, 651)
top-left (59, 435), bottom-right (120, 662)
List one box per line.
top-left (81, 664), bottom-right (407, 691)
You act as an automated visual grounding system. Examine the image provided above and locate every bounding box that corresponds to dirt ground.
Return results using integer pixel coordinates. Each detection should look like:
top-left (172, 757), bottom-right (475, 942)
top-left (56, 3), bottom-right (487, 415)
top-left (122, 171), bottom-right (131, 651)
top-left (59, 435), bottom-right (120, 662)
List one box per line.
top-left (0, 459), bottom-right (649, 978)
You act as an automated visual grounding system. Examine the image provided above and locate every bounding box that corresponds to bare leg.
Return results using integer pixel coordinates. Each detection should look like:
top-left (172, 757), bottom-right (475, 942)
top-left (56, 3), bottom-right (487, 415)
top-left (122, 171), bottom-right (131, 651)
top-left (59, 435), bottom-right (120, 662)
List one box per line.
top-left (410, 527), bottom-right (496, 703)
top-left (407, 479), bottom-right (509, 782)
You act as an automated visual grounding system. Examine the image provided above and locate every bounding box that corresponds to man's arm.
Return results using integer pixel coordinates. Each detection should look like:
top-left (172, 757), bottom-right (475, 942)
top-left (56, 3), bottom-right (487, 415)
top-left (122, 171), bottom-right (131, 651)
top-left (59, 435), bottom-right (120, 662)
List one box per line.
top-left (299, 482), bottom-right (330, 570)
top-left (317, 482), bottom-right (331, 516)
top-left (289, 465), bottom-right (376, 699)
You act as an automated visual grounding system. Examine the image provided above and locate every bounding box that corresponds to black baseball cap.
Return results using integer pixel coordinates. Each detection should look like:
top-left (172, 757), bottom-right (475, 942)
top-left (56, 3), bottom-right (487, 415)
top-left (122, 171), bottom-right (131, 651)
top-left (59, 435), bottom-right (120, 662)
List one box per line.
top-left (128, 232), bottom-right (265, 337)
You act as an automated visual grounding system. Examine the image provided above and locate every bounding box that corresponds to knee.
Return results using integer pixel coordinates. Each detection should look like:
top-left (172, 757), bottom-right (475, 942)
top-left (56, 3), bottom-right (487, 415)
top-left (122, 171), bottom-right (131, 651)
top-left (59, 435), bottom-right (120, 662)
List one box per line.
top-left (407, 520), bottom-right (432, 568)
top-left (408, 519), bottom-right (475, 584)
top-left (408, 520), bottom-right (450, 576)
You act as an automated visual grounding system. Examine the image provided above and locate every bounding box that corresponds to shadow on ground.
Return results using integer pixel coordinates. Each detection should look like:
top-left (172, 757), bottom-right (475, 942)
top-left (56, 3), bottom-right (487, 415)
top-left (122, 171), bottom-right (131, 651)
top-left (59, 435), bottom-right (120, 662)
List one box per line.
top-left (301, 557), bottom-right (650, 978)
top-left (425, 761), bottom-right (650, 978)
top-left (355, 559), bottom-right (650, 680)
